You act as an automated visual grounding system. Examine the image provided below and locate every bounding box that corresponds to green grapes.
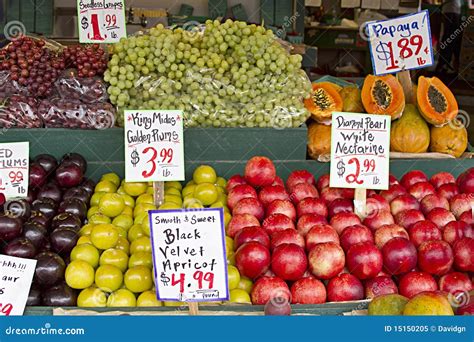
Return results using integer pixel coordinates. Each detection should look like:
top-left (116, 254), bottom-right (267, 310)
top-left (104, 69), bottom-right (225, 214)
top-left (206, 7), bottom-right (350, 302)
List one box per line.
top-left (107, 20), bottom-right (311, 127)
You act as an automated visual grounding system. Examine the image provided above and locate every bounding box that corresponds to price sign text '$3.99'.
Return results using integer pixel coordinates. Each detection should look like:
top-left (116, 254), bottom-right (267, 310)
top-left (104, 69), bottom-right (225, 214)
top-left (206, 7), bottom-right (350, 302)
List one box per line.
top-left (130, 147), bottom-right (174, 179)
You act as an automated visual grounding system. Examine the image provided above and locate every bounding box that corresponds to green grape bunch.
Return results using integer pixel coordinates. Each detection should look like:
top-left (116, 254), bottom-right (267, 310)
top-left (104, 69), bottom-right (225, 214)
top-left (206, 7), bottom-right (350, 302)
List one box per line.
top-left (105, 19), bottom-right (312, 128)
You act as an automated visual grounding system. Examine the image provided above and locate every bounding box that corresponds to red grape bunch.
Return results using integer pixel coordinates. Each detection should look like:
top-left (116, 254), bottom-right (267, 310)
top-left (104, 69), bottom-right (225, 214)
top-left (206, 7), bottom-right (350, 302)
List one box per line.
top-left (64, 44), bottom-right (108, 78)
top-left (0, 37), bottom-right (65, 97)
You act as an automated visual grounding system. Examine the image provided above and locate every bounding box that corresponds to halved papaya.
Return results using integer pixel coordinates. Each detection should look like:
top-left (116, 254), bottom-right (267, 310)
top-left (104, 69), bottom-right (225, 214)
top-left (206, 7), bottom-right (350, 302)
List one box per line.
top-left (417, 76), bottom-right (458, 126)
top-left (304, 82), bottom-right (343, 123)
top-left (361, 74), bottom-right (405, 120)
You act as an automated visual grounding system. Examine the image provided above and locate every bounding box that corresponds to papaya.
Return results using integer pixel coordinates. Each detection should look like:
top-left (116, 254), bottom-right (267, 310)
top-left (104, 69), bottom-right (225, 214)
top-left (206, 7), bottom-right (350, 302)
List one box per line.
top-left (429, 119), bottom-right (468, 157)
top-left (340, 86), bottom-right (364, 113)
top-left (307, 120), bottom-right (331, 159)
top-left (390, 104), bottom-right (430, 153)
top-left (304, 82), bottom-right (343, 123)
top-left (417, 76), bottom-right (458, 126)
top-left (361, 74), bottom-right (405, 120)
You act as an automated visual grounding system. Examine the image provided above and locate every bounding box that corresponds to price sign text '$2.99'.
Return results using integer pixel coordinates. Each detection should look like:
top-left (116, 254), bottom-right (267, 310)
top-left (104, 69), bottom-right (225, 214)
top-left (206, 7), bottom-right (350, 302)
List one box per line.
top-left (337, 157), bottom-right (378, 186)
top-left (130, 147), bottom-right (174, 179)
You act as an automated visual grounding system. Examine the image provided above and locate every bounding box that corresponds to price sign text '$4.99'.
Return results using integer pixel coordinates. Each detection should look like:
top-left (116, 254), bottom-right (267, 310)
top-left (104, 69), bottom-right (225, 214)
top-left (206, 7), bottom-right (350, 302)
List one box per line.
top-left (160, 271), bottom-right (214, 293)
top-left (130, 147), bottom-right (174, 179)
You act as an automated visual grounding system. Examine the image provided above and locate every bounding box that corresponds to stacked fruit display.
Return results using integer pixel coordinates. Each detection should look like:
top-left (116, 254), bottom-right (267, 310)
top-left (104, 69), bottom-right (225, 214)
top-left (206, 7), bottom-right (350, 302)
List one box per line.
top-left (64, 165), bottom-right (248, 307)
top-left (63, 175), bottom-right (156, 307)
top-left (177, 166), bottom-right (254, 304)
top-left (0, 153), bottom-right (93, 306)
top-left (0, 36), bottom-right (114, 129)
top-left (226, 156), bottom-right (473, 309)
top-left (105, 19), bottom-right (312, 127)
top-left (307, 75), bottom-right (468, 159)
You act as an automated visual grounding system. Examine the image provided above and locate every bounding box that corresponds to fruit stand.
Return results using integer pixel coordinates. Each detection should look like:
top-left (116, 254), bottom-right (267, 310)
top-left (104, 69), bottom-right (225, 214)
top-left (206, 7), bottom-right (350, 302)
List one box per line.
top-left (0, 15), bottom-right (473, 319)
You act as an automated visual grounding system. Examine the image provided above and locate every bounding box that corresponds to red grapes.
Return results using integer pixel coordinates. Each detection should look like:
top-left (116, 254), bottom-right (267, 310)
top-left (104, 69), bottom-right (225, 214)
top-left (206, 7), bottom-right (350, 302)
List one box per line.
top-left (0, 37), bottom-right (65, 97)
top-left (64, 44), bottom-right (108, 78)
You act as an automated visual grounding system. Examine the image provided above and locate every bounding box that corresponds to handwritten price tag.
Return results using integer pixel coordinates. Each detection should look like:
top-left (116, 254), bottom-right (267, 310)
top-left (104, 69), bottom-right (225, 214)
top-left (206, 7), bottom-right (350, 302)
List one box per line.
top-left (149, 208), bottom-right (228, 302)
top-left (330, 112), bottom-right (390, 190)
top-left (77, 0), bottom-right (126, 43)
top-left (0, 254), bottom-right (36, 316)
top-left (124, 110), bottom-right (184, 182)
top-left (0, 142), bottom-right (29, 200)
top-left (367, 10), bottom-right (433, 75)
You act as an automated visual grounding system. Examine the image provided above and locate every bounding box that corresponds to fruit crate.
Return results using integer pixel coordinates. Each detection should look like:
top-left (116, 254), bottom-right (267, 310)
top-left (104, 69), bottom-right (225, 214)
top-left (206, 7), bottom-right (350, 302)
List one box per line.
top-left (208, 0), bottom-right (228, 19)
top-left (4, 0), bottom-right (54, 36)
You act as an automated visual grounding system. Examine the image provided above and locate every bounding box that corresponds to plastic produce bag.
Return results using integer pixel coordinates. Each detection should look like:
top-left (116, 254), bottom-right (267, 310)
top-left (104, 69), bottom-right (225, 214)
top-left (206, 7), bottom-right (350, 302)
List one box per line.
top-left (55, 69), bottom-right (108, 103)
top-left (0, 71), bottom-right (28, 97)
top-left (0, 95), bottom-right (42, 128)
top-left (126, 67), bottom-right (311, 128)
top-left (106, 21), bottom-right (312, 128)
top-left (38, 98), bottom-right (115, 129)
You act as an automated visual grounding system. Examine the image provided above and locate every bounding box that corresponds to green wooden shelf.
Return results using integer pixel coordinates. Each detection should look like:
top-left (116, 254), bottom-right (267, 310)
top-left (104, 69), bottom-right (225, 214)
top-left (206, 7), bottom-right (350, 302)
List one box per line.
top-left (24, 300), bottom-right (368, 316)
top-left (0, 127), bottom-right (308, 164)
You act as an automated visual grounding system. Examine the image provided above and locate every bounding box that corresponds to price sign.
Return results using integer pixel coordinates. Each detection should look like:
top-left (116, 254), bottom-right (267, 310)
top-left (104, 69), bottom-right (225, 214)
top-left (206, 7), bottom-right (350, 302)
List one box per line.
top-left (0, 255), bottom-right (36, 316)
top-left (330, 112), bottom-right (390, 190)
top-left (124, 110), bottom-right (184, 182)
top-left (0, 142), bottom-right (29, 200)
top-left (77, 0), bottom-right (126, 43)
top-left (366, 10), bottom-right (433, 75)
top-left (149, 208), bottom-right (229, 302)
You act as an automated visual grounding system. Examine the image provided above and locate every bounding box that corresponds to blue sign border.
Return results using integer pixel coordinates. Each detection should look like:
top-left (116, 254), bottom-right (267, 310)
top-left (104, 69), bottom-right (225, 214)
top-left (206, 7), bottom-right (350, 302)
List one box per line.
top-left (367, 10), bottom-right (434, 76)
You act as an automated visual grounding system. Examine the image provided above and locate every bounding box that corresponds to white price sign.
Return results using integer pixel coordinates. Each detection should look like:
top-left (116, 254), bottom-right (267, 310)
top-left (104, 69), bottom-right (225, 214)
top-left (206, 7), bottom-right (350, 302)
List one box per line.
top-left (366, 10), bottom-right (433, 75)
top-left (0, 142), bottom-right (29, 200)
top-left (330, 112), bottom-right (390, 190)
top-left (77, 0), bottom-right (127, 43)
top-left (124, 110), bottom-right (185, 182)
top-left (0, 255), bottom-right (36, 316)
top-left (150, 208), bottom-right (229, 302)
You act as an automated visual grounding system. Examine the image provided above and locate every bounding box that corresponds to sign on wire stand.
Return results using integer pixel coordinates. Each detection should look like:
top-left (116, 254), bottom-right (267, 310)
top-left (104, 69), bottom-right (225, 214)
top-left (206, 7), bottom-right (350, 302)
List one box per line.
top-left (149, 208), bottom-right (229, 302)
top-left (0, 142), bottom-right (29, 200)
top-left (0, 254), bottom-right (36, 316)
top-left (330, 112), bottom-right (391, 190)
top-left (77, 0), bottom-right (127, 43)
top-left (366, 10), bottom-right (433, 75)
top-left (124, 110), bottom-right (185, 182)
